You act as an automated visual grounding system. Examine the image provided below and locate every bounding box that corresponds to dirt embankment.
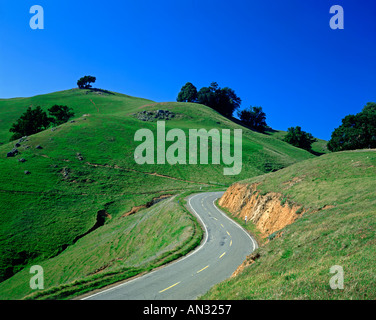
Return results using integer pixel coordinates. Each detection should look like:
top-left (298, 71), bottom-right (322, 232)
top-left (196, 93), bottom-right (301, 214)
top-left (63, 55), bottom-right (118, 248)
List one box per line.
top-left (219, 182), bottom-right (306, 277)
top-left (220, 183), bottom-right (304, 239)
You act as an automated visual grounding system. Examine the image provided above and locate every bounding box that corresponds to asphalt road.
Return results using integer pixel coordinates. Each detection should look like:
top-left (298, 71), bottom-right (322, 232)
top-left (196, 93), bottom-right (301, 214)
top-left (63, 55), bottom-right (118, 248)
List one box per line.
top-left (83, 192), bottom-right (257, 300)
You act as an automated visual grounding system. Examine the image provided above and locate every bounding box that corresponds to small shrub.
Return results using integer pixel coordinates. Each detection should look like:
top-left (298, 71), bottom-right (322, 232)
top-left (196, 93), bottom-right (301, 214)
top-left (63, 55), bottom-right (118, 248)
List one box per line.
top-left (284, 273), bottom-right (297, 281)
top-left (268, 232), bottom-right (278, 241)
top-left (281, 249), bottom-right (293, 259)
top-left (296, 207), bottom-right (304, 214)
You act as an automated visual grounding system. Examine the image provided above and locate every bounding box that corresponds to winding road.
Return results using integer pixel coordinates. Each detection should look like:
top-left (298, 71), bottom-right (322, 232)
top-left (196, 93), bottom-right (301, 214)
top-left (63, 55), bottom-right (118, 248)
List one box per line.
top-left (82, 192), bottom-right (257, 300)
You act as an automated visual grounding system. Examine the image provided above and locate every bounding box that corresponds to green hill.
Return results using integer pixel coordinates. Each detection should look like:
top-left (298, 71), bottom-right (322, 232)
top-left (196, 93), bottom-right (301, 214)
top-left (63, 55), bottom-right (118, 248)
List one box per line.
top-left (0, 88), bottom-right (315, 299)
top-left (201, 149), bottom-right (376, 300)
top-left (265, 128), bottom-right (330, 156)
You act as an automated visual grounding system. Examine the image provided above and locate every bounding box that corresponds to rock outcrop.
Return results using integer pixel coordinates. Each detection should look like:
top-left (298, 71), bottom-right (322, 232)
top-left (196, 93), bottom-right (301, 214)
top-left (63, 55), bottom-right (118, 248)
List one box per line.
top-left (133, 110), bottom-right (175, 121)
top-left (219, 182), bottom-right (305, 239)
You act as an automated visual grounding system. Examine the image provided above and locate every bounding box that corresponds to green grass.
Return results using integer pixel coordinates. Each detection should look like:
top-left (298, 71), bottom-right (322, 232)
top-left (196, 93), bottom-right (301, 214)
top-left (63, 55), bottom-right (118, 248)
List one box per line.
top-left (0, 88), bottom-right (315, 299)
top-left (201, 149), bottom-right (376, 300)
top-left (0, 88), bottom-right (153, 143)
top-left (265, 128), bottom-right (329, 156)
top-left (0, 195), bottom-right (203, 300)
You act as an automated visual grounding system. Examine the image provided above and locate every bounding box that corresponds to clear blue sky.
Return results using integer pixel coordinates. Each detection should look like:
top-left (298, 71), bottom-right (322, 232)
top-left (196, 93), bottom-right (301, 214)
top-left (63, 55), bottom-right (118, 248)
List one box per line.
top-left (1, 0), bottom-right (375, 140)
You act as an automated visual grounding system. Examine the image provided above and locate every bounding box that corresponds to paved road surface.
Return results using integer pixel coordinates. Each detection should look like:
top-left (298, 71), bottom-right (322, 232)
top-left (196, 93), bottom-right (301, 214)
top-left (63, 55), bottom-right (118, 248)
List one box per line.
top-left (83, 192), bottom-right (257, 300)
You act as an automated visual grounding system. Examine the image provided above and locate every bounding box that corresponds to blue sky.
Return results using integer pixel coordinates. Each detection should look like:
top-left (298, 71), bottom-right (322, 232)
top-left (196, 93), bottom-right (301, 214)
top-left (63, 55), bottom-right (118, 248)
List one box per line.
top-left (0, 0), bottom-right (375, 140)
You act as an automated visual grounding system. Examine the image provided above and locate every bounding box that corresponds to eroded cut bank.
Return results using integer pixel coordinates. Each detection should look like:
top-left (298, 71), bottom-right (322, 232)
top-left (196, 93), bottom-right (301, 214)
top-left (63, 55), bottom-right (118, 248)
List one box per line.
top-left (219, 182), bottom-right (307, 277)
top-left (219, 182), bottom-right (305, 239)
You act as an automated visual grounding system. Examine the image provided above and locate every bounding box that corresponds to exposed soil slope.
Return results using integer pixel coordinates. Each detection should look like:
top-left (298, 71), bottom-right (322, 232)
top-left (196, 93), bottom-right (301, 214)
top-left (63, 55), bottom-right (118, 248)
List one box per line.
top-left (219, 183), bottom-right (304, 239)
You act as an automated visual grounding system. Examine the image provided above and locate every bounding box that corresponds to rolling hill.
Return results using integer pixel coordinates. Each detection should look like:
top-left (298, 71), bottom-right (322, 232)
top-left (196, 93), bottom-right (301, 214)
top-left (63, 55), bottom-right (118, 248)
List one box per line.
top-left (265, 128), bottom-right (330, 156)
top-left (0, 88), bottom-right (315, 299)
top-left (201, 149), bottom-right (376, 300)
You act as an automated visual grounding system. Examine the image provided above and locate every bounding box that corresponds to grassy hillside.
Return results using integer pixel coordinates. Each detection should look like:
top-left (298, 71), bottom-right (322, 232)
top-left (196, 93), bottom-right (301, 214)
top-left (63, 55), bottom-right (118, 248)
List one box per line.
top-left (0, 88), bottom-right (153, 143)
top-left (0, 194), bottom-right (203, 300)
top-left (201, 149), bottom-right (376, 299)
top-left (265, 128), bottom-right (329, 156)
top-left (0, 88), bottom-right (315, 299)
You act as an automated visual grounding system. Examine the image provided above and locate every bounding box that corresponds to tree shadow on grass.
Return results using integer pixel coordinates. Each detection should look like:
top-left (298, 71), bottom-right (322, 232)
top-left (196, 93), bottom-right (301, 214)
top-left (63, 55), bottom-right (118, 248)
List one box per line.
top-left (85, 88), bottom-right (115, 95)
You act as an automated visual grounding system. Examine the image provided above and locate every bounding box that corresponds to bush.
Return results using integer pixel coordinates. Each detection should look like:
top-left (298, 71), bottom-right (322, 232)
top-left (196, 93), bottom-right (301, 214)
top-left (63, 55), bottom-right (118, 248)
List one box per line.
top-left (283, 126), bottom-right (316, 152)
top-left (268, 232), bottom-right (278, 241)
top-left (280, 197), bottom-right (287, 206)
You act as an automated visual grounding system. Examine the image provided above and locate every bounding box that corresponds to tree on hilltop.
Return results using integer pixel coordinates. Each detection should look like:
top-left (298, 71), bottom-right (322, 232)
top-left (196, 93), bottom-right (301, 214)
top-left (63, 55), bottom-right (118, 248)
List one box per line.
top-left (197, 82), bottom-right (241, 118)
top-left (176, 81), bottom-right (241, 117)
top-left (77, 75), bottom-right (96, 89)
top-left (177, 82), bottom-right (198, 102)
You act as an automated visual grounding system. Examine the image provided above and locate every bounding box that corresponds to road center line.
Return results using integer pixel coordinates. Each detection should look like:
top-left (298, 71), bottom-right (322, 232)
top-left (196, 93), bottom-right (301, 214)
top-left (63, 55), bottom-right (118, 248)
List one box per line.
top-left (197, 265), bottom-right (209, 273)
top-left (219, 252), bottom-right (226, 259)
top-left (159, 281), bottom-right (181, 293)
top-left (212, 198), bottom-right (258, 251)
top-left (226, 231), bottom-right (231, 236)
top-left (82, 192), bottom-right (257, 300)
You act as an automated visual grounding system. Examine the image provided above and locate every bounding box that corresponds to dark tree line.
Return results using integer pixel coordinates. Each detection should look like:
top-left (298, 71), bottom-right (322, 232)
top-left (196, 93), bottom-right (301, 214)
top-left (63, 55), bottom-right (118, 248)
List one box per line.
top-left (9, 105), bottom-right (74, 141)
top-left (177, 82), bottom-right (241, 118)
top-left (328, 102), bottom-right (376, 152)
top-left (176, 81), bottom-right (323, 153)
top-left (177, 82), bottom-right (268, 132)
top-left (280, 102), bottom-right (376, 153)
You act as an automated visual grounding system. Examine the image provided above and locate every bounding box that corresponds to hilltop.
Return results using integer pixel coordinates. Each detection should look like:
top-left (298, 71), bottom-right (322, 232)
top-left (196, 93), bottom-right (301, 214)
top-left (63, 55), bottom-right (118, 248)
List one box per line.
top-left (0, 88), bottom-right (315, 299)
